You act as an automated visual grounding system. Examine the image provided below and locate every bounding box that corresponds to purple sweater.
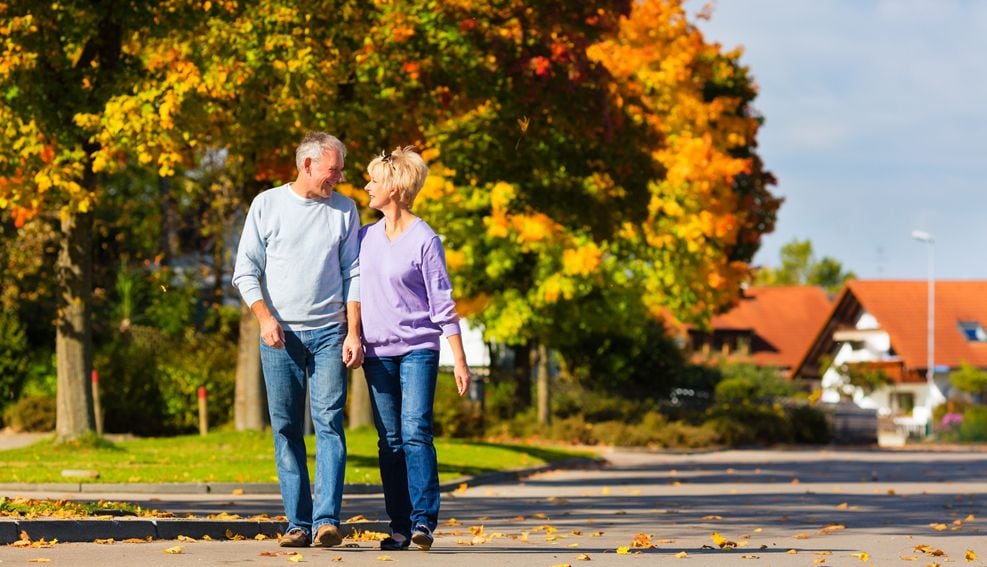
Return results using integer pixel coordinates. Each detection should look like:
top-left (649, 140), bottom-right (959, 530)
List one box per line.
top-left (359, 218), bottom-right (461, 357)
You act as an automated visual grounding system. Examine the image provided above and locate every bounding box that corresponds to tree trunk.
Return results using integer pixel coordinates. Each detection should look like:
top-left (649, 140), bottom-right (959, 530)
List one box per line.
top-left (234, 301), bottom-right (266, 430)
top-left (55, 210), bottom-right (95, 440)
top-left (348, 367), bottom-right (373, 429)
top-left (536, 342), bottom-right (551, 426)
top-left (511, 342), bottom-right (532, 410)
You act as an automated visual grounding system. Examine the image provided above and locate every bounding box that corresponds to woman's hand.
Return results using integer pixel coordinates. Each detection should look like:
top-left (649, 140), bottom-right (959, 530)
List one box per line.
top-left (454, 361), bottom-right (471, 397)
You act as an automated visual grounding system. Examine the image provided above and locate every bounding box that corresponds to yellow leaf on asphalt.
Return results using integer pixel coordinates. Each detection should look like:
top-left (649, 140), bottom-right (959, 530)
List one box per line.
top-left (702, 515), bottom-right (723, 520)
top-left (793, 533), bottom-right (811, 539)
top-left (376, 555), bottom-right (393, 561)
top-left (818, 524), bottom-right (845, 534)
top-left (849, 551), bottom-right (869, 561)
top-left (616, 546), bottom-right (630, 555)
top-left (787, 549), bottom-right (797, 554)
top-left (288, 554), bottom-right (303, 563)
top-left (899, 556), bottom-right (917, 561)
top-left (346, 515), bottom-right (368, 523)
top-left (445, 517), bottom-right (462, 526)
top-left (177, 535), bottom-right (196, 542)
top-left (226, 529), bottom-right (245, 540)
top-left (631, 533), bottom-right (655, 548)
top-left (836, 502), bottom-right (849, 509)
top-left (740, 555), bottom-right (759, 559)
top-left (331, 557), bottom-right (343, 562)
top-left (965, 514), bottom-right (975, 521)
top-left (576, 554), bottom-right (591, 560)
top-left (231, 488), bottom-right (245, 495)
top-left (454, 483), bottom-right (469, 494)
top-left (28, 560), bottom-right (51, 563)
top-left (813, 559), bottom-right (826, 565)
top-left (94, 538), bottom-right (115, 544)
top-left (255, 534), bottom-right (269, 540)
top-left (601, 487), bottom-right (610, 495)
top-left (533, 513), bottom-right (548, 519)
top-left (549, 564), bottom-right (572, 567)
top-left (674, 551), bottom-right (688, 558)
top-left (163, 546), bottom-right (184, 554)
top-left (929, 523), bottom-right (947, 531)
top-left (590, 531), bottom-right (604, 537)
top-left (966, 549), bottom-right (977, 561)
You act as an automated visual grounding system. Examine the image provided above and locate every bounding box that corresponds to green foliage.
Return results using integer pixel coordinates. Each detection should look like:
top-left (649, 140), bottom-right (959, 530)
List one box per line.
top-left (94, 325), bottom-right (235, 436)
top-left (956, 406), bottom-right (987, 443)
top-left (839, 363), bottom-right (892, 396)
top-left (949, 362), bottom-right (987, 396)
top-left (431, 371), bottom-right (484, 439)
top-left (2, 394), bottom-right (55, 432)
top-left (0, 310), bottom-right (30, 403)
top-left (714, 362), bottom-right (795, 402)
top-left (756, 238), bottom-right (855, 294)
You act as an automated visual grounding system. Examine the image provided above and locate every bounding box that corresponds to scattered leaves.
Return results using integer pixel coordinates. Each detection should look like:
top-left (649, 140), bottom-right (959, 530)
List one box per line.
top-left (163, 546), bottom-right (184, 554)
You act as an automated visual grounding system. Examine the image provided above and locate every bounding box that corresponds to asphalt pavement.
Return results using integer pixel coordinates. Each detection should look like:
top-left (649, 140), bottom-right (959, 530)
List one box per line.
top-left (1, 447), bottom-right (986, 566)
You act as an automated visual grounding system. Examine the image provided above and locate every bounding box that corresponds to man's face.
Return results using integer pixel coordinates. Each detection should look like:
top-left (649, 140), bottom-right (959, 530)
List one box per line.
top-left (308, 149), bottom-right (345, 198)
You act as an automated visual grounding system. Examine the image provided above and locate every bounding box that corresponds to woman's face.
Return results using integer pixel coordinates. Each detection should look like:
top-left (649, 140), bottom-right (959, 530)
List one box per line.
top-left (364, 173), bottom-right (392, 211)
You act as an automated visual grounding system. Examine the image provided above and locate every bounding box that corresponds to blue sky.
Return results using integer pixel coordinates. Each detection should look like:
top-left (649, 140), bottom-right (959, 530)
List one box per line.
top-left (687, 0), bottom-right (987, 279)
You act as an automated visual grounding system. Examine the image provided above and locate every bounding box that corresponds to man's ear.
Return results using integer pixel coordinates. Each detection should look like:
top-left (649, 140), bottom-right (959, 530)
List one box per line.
top-left (303, 157), bottom-right (313, 175)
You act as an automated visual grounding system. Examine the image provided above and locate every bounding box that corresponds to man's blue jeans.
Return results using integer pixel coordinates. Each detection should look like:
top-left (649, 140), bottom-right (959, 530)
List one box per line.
top-left (260, 324), bottom-right (347, 537)
top-left (363, 349), bottom-right (440, 537)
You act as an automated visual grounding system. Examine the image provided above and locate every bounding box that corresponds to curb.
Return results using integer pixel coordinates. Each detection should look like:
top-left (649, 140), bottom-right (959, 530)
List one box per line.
top-left (0, 457), bottom-right (604, 496)
top-left (0, 519), bottom-right (391, 545)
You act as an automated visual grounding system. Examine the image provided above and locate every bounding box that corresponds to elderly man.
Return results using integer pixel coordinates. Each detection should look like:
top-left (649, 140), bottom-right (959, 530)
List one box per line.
top-left (233, 132), bottom-right (362, 548)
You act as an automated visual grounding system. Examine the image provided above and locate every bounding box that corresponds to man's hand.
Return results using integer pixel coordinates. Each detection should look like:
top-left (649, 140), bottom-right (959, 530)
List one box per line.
top-left (260, 316), bottom-right (285, 349)
top-left (454, 361), bottom-right (471, 397)
top-left (342, 332), bottom-right (364, 369)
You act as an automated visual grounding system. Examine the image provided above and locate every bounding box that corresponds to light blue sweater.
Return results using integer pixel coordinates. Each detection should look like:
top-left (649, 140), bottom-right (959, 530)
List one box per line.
top-left (232, 184), bottom-right (361, 331)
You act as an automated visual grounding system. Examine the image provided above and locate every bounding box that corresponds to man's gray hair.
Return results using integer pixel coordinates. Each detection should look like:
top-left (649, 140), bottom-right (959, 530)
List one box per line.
top-left (296, 132), bottom-right (347, 170)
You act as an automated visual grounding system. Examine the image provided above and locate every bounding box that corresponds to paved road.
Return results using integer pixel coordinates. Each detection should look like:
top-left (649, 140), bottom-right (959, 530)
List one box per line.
top-left (2, 448), bottom-right (986, 566)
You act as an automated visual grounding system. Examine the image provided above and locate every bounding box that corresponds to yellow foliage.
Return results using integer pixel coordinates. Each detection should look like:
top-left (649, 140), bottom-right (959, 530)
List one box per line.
top-left (562, 243), bottom-right (601, 276)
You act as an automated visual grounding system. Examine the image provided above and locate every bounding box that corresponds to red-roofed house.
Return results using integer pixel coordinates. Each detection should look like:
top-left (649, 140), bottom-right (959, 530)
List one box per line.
top-left (794, 280), bottom-right (987, 431)
top-left (688, 286), bottom-right (833, 377)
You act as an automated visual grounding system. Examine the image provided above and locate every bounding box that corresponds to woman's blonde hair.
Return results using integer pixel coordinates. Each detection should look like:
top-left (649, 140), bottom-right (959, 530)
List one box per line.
top-left (367, 145), bottom-right (428, 208)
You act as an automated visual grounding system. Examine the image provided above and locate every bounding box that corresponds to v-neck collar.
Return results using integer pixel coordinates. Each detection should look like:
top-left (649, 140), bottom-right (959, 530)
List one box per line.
top-left (382, 217), bottom-right (421, 244)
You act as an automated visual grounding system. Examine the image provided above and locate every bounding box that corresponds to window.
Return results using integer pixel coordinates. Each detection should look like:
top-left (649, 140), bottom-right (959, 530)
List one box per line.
top-left (891, 392), bottom-right (915, 415)
top-left (957, 321), bottom-right (987, 342)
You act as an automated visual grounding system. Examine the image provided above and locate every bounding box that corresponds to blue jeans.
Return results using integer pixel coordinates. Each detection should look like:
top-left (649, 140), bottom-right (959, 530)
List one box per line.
top-left (364, 349), bottom-right (440, 537)
top-left (260, 324), bottom-right (347, 537)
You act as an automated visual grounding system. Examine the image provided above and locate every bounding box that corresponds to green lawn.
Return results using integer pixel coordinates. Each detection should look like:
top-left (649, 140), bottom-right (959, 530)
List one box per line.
top-left (0, 429), bottom-right (592, 484)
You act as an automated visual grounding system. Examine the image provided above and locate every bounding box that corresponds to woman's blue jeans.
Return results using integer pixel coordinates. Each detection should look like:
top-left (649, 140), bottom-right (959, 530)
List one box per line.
top-left (363, 349), bottom-right (440, 537)
top-left (260, 324), bottom-right (347, 537)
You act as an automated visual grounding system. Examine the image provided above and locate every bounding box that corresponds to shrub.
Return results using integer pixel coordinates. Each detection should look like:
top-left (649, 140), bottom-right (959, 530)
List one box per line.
top-left (431, 371), bottom-right (484, 438)
top-left (0, 310), bottom-right (30, 405)
top-left (788, 404), bottom-right (832, 444)
top-left (3, 394), bottom-right (55, 432)
top-left (957, 406), bottom-right (987, 443)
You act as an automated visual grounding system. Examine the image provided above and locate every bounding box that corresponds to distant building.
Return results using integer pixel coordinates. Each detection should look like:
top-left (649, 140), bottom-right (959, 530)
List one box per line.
top-left (688, 286), bottom-right (833, 378)
top-left (794, 280), bottom-right (987, 433)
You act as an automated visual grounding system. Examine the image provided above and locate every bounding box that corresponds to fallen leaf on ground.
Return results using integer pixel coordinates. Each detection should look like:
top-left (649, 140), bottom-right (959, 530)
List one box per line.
top-left (616, 546), bottom-right (630, 555)
top-left (28, 560), bottom-right (51, 563)
top-left (454, 483), bottom-right (469, 494)
top-left (741, 555), bottom-right (759, 559)
top-left (590, 531), bottom-right (604, 537)
top-left (259, 551), bottom-right (298, 557)
top-left (702, 515), bottom-right (723, 520)
top-left (787, 549), bottom-right (797, 554)
top-left (674, 551), bottom-right (687, 558)
top-left (899, 556), bottom-right (917, 561)
top-left (163, 546), bottom-right (184, 554)
top-left (226, 529), bottom-right (245, 540)
top-left (345, 514), bottom-right (368, 523)
top-left (255, 534), bottom-right (269, 540)
top-left (966, 549), bottom-right (977, 561)
top-left (549, 564), bottom-right (572, 567)
top-left (231, 488), bottom-right (245, 495)
top-left (818, 524), bottom-right (845, 534)
top-left (576, 554), bottom-right (591, 560)
top-left (836, 502), bottom-right (849, 509)
top-left (445, 517), bottom-right (462, 526)
top-left (331, 557), bottom-right (343, 562)
top-left (849, 551), bottom-right (869, 561)
top-left (712, 532), bottom-right (737, 549)
top-left (631, 533), bottom-right (656, 549)
top-left (376, 555), bottom-right (393, 561)
top-left (94, 538), bottom-right (114, 544)
top-left (122, 537), bottom-right (151, 543)
top-left (177, 535), bottom-right (196, 542)
top-left (793, 533), bottom-right (811, 539)
top-left (929, 523), bottom-right (948, 531)
top-left (288, 554), bottom-right (303, 563)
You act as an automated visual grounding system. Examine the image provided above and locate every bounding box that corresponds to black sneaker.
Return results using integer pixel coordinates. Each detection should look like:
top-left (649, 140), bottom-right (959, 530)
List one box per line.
top-left (380, 534), bottom-right (410, 551)
top-left (411, 525), bottom-right (433, 551)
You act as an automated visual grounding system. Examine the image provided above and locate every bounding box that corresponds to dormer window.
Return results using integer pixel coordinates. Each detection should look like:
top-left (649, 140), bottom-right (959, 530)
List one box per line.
top-left (957, 320), bottom-right (987, 342)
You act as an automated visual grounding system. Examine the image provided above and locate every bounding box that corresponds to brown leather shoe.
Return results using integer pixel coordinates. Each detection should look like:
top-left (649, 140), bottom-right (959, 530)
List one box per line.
top-left (278, 528), bottom-right (310, 548)
top-left (314, 523), bottom-right (343, 547)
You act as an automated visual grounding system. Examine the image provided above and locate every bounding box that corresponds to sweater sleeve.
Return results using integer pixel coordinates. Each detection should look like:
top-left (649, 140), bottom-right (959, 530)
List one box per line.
top-left (421, 235), bottom-right (461, 337)
top-left (232, 197), bottom-right (267, 308)
top-left (339, 200), bottom-right (361, 303)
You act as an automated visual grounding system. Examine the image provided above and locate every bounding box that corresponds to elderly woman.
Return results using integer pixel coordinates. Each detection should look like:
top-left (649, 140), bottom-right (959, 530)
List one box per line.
top-left (359, 145), bottom-right (471, 551)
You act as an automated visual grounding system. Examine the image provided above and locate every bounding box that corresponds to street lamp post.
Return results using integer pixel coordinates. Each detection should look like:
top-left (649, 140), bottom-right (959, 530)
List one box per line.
top-left (912, 230), bottom-right (942, 431)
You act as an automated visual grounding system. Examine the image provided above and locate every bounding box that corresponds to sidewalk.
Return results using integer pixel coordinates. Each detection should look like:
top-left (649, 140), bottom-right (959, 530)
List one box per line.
top-left (0, 457), bottom-right (603, 544)
top-left (2, 447), bottom-right (985, 567)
